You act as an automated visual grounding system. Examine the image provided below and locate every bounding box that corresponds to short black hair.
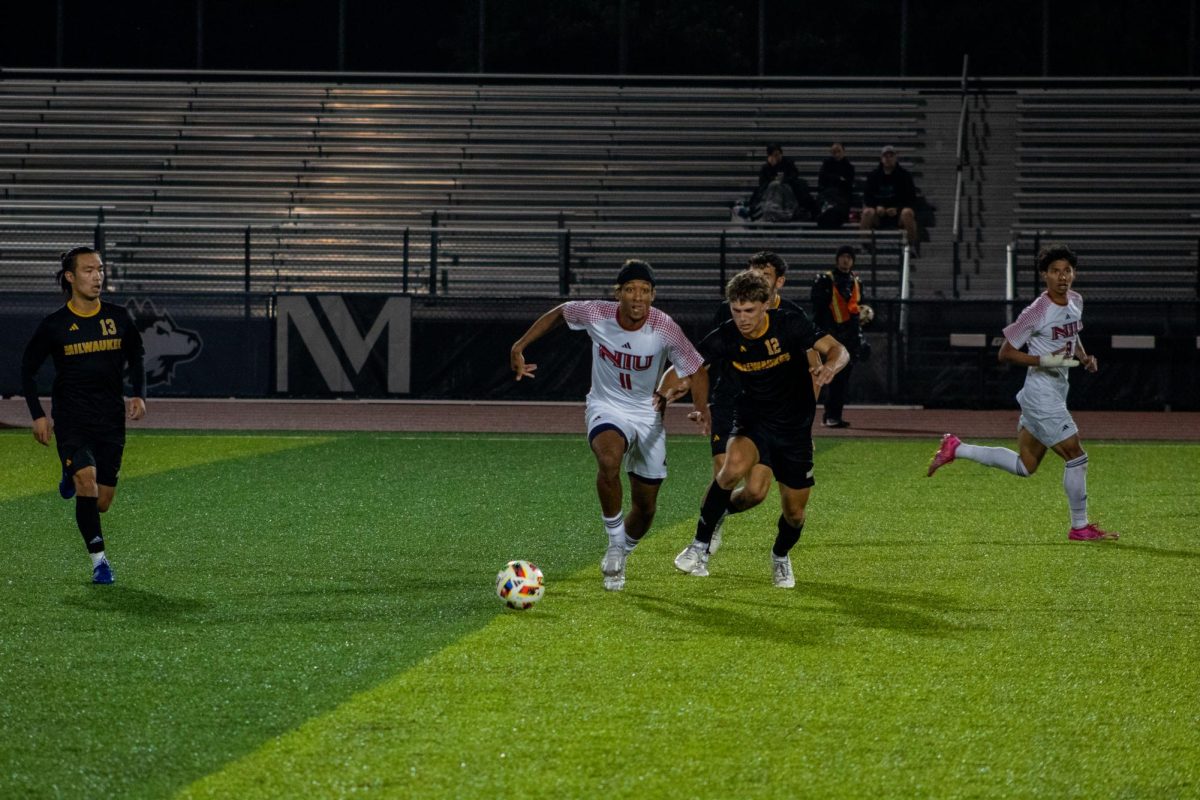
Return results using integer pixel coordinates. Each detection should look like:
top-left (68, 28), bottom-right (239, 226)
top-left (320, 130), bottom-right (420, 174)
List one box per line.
top-left (748, 250), bottom-right (787, 277)
top-left (57, 246), bottom-right (100, 296)
top-left (1036, 243), bottom-right (1077, 272)
top-left (725, 270), bottom-right (771, 305)
top-left (766, 143), bottom-right (783, 156)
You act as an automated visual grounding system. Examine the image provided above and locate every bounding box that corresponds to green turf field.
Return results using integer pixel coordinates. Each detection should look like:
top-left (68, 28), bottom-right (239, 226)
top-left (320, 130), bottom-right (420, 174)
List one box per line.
top-left (1, 429), bottom-right (1197, 799)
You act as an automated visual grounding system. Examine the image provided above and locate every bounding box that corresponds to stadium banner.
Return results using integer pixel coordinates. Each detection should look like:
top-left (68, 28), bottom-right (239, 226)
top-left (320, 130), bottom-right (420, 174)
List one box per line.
top-left (2, 292), bottom-right (271, 398)
top-left (276, 295), bottom-right (412, 396)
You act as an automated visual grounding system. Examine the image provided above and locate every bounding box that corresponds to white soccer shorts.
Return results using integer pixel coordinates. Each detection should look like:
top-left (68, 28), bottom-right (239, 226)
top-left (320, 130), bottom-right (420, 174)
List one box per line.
top-left (1018, 402), bottom-right (1079, 447)
top-left (584, 400), bottom-right (668, 481)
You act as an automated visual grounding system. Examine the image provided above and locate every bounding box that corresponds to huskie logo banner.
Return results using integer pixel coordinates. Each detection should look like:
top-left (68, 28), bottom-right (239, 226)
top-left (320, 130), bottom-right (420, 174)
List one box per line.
top-left (125, 298), bottom-right (203, 386)
top-left (276, 295), bottom-right (412, 395)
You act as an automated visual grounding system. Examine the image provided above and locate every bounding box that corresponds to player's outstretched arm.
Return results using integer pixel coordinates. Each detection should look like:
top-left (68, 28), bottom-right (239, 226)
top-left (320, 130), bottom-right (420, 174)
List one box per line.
top-left (810, 335), bottom-right (849, 387)
top-left (654, 366), bottom-right (692, 410)
top-left (510, 304), bottom-right (567, 380)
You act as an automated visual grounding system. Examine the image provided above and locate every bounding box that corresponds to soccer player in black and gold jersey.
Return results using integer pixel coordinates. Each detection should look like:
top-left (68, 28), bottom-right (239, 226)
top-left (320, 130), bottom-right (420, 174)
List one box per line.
top-left (674, 270), bottom-right (848, 588)
top-left (20, 247), bottom-right (146, 584)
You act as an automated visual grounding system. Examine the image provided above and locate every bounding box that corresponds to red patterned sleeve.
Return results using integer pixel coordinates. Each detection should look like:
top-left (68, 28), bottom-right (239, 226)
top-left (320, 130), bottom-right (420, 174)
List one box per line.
top-left (652, 309), bottom-right (704, 377)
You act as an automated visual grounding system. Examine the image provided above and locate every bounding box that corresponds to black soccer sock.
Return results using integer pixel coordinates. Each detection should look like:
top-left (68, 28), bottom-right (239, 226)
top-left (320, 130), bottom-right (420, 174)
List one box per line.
top-left (696, 481), bottom-right (734, 544)
top-left (772, 515), bottom-right (804, 558)
top-left (75, 496), bottom-right (105, 554)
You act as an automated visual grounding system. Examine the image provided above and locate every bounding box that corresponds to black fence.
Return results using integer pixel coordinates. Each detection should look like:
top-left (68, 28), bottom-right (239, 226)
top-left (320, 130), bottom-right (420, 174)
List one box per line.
top-left (4, 291), bottom-right (1197, 411)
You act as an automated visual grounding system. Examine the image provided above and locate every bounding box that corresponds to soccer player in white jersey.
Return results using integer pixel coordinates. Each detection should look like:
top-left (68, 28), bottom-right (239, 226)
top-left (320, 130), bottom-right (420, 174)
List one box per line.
top-left (927, 244), bottom-right (1118, 541)
top-left (510, 260), bottom-right (706, 590)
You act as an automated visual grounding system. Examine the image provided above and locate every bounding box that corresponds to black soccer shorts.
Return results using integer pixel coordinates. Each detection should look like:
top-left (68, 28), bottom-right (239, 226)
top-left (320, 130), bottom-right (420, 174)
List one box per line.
top-left (729, 423), bottom-right (814, 489)
top-left (56, 435), bottom-right (125, 487)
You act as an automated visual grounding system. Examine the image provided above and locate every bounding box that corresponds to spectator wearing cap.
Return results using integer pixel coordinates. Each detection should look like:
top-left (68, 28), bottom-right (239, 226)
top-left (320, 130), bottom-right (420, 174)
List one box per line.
top-left (861, 145), bottom-right (918, 249)
top-left (811, 245), bottom-right (871, 428)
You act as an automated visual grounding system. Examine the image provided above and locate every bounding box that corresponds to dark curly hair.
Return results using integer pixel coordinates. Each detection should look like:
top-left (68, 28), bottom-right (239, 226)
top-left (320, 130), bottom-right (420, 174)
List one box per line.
top-left (1036, 243), bottom-right (1078, 273)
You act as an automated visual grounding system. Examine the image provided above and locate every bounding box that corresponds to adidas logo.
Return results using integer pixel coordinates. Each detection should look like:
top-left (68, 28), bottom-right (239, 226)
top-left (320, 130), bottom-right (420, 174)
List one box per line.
top-left (621, 342), bottom-right (632, 349)
top-left (739, 345), bottom-right (747, 352)
top-left (88, 536), bottom-right (103, 545)
top-left (69, 323), bottom-right (79, 331)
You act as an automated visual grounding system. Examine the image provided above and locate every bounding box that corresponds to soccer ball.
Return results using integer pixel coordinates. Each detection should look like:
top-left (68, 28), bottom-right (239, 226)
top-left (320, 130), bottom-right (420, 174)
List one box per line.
top-left (496, 560), bottom-right (545, 610)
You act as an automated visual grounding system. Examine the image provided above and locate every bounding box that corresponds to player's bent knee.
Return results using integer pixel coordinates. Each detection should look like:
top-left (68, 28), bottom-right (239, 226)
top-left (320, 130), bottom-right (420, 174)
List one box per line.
top-left (73, 468), bottom-right (99, 494)
top-left (741, 484), bottom-right (769, 507)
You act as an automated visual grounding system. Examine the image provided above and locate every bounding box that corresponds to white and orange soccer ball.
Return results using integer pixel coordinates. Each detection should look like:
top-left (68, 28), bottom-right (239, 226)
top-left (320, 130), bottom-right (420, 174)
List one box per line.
top-left (495, 560), bottom-right (545, 610)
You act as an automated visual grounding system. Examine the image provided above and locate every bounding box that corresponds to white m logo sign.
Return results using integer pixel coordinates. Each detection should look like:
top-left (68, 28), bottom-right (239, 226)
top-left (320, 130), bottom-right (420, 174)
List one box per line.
top-left (276, 295), bottom-right (412, 394)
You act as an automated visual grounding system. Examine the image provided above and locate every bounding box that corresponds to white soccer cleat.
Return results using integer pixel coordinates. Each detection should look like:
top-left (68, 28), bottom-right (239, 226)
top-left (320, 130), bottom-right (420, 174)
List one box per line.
top-left (674, 541), bottom-right (710, 577)
top-left (601, 543), bottom-right (627, 591)
top-left (772, 555), bottom-right (795, 589)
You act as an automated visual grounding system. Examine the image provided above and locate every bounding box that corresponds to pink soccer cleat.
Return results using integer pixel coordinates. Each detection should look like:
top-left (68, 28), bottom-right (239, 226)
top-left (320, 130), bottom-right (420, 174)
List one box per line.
top-left (926, 434), bottom-right (961, 477)
top-left (1068, 523), bottom-right (1119, 541)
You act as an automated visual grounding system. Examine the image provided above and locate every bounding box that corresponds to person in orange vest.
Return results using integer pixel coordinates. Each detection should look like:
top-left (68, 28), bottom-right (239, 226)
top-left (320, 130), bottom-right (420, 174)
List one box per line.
top-left (811, 245), bottom-right (871, 427)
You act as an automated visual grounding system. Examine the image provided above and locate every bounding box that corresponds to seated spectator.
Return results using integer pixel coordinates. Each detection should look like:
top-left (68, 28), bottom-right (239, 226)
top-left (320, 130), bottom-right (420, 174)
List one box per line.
top-left (751, 143), bottom-right (817, 222)
top-left (861, 145), bottom-right (918, 248)
top-left (816, 141), bottom-right (856, 229)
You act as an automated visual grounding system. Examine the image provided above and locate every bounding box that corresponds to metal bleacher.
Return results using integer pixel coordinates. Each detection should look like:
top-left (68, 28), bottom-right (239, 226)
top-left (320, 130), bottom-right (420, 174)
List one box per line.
top-left (1011, 87), bottom-right (1200, 300)
top-left (0, 78), bottom-right (920, 297)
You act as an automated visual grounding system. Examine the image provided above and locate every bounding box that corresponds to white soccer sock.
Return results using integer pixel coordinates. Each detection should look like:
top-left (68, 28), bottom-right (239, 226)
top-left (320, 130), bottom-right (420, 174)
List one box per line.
top-left (622, 533), bottom-right (639, 553)
top-left (1063, 453), bottom-right (1089, 529)
top-left (956, 443), bottom-right (1029, 477)
top-left (89, 550), bottom-right (107, 567)
top-left (603, 512), bottom-right (626, 544)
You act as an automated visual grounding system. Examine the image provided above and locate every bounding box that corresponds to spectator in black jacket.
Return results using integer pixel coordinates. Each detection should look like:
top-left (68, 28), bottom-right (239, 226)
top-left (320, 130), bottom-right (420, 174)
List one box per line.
top-left (812, 245), bottom-right (871, 428)
top-left (752, 143), bottom-right (817, 221)
top-left (816, 142), bottom-right (856, 229)
top-left (861, 145), bottom-right (918, 248)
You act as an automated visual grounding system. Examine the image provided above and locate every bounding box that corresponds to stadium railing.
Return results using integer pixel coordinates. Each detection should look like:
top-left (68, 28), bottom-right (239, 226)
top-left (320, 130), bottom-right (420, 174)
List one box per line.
top-left (1010, 228), bottom-right (1199, 301)
top-left (0, 219), bottom-right (906, 300)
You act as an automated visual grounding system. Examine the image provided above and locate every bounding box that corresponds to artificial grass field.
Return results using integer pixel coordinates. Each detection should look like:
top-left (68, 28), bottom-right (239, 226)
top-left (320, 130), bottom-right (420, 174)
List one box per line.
top-left (1, 429), bottom-right (1197, 799)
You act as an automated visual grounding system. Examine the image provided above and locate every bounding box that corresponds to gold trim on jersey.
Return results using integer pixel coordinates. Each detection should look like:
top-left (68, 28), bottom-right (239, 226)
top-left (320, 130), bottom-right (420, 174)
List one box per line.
top-left (66, 300), bottom-right (101, 318)
top-left (64, 338), bottom-right (122, 356)
top-left (732, 352), bottom-right (792, 372)
top-left (747, 314), bottom-right (771, 340)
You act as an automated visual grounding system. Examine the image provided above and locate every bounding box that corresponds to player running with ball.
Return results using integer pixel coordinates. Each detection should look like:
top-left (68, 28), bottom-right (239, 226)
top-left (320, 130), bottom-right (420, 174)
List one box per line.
top-left (927, 243), bottom-right (1117, 541)
top-left (511, 259), bottom-right (705, 591)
